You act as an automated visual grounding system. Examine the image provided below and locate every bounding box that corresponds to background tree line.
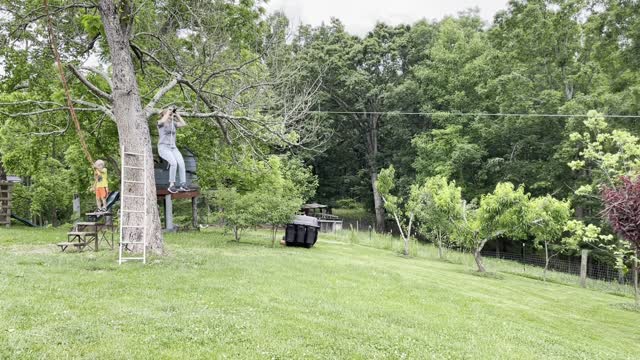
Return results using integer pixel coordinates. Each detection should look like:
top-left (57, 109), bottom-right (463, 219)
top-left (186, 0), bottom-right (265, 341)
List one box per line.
top-left (292, 0), bottom-right (640, 233)
top-left (1, 0), bottom-right (640, 253)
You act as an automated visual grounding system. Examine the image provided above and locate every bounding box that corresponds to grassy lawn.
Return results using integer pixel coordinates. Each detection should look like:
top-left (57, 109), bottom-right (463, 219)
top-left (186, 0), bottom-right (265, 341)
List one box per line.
top-left (1, 227), bottom-right (639, 359)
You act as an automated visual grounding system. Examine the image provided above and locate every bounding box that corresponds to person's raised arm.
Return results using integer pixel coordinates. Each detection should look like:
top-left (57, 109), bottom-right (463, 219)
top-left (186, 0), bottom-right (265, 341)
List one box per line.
top-left (174, 112), bottom-right (188, 128)
top-left (157, 109), bottom-right (172, 127)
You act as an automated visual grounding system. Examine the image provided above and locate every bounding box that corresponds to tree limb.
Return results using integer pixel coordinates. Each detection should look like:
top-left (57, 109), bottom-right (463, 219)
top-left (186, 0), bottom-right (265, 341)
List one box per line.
top-left (68, 65), bottom-right (113, 102)
top-left (144, 78), bottom-right (179, 117)
top-left (80, 66), bottom-right (113, 89)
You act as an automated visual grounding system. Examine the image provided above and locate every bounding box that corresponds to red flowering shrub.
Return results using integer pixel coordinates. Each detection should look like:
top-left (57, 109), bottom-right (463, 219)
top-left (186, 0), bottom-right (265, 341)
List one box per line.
top-left (601, 176), bottom-right (640, 249)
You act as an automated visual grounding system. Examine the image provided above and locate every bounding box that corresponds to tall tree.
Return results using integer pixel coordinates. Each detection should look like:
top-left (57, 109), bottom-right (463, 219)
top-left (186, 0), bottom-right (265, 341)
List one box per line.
top-left (1, 1), bottom-right (321, 252)
top-left (293, 21), bottom-right (416, 231)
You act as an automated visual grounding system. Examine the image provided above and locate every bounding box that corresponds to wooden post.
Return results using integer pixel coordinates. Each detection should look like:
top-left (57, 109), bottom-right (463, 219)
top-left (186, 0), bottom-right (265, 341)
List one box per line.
top-left (580, 249), bottom-right (589, 288)
top-left (164, 194), bottom-right (173, 231)
top-left (0, 182), bottom-right (12, 227)
top-left (192, 196), bottom-right (198, 230)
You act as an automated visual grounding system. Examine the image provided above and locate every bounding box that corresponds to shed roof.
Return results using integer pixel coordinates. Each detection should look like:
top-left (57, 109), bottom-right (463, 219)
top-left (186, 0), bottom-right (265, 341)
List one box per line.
top-left (302, 203), bottom-right (327, 209)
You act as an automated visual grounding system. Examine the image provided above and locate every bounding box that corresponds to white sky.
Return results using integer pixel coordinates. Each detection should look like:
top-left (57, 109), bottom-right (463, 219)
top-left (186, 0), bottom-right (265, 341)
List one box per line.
top-left (266, 0), bottom-right (510, 35)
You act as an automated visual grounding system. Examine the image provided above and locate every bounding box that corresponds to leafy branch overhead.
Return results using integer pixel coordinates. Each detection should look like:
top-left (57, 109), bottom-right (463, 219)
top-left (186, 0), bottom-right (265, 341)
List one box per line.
top-left (0, 0), bottom-right (326, 153)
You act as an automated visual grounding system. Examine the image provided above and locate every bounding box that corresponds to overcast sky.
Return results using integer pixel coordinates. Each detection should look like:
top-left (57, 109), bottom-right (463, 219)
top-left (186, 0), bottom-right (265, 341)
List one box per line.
top-left (266, 0), bottom-right (510, 35)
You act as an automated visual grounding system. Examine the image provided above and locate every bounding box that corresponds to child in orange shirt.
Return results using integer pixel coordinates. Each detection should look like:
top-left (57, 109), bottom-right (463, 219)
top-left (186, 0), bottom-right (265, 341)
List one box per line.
top-left (93, 160), bottom-right (109, 212)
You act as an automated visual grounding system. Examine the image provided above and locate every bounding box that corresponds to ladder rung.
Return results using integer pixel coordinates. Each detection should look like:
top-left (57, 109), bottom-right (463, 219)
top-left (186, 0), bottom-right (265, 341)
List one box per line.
top-left (123, 195), bottom-right (145, 198)
top-left (120, 258), bottom-right (145, 261)
top-left (122, 225), bottom-right (145, 228)
top-left (123, 180), bottom-right (144, 184)
top-left (123, 166), bottom-right (145, 170)
top-left (120, 241), bottom-right (145, 245)
top-left (123, 151), bottom-right (144, 156)
top-left (122, 210), bottom-right (145, 213)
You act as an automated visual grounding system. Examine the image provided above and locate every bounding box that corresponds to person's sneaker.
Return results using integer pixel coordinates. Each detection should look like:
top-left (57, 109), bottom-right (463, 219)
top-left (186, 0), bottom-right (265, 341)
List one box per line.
top-left (167, 185), bottom-right (178, 194)
top-left (178, 184), bottom-right (191, 192)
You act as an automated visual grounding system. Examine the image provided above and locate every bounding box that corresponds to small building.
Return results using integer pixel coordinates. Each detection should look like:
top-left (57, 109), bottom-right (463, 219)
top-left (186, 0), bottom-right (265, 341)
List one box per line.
top-left (302, 203), bottom-right (343, 233)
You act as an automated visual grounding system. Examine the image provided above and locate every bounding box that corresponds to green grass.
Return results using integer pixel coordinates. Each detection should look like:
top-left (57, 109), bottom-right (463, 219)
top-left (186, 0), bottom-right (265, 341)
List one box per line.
top-left (1, 227), bottom-right (639, 359)
top-left (332, 207), bottom-right (375, 222)
top-left (327, 229), bottom-right (638, 297)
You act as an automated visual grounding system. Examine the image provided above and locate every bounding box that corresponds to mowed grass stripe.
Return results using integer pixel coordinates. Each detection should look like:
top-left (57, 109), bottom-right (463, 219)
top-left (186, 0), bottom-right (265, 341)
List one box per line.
top-left (0, 227), bottom-right (638, 359)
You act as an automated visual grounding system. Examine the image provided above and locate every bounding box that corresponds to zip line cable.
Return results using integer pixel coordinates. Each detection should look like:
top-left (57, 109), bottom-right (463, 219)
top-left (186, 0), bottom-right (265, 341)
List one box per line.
top-left (43, 0), bottom-right (94, 165)
top-left (296, 110), bottom-right (640, 119)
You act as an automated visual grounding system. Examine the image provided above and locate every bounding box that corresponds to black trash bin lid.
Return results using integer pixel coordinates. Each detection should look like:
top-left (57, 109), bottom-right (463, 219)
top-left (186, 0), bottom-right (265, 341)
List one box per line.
top-left (291, 215), bottom-right (319, 227)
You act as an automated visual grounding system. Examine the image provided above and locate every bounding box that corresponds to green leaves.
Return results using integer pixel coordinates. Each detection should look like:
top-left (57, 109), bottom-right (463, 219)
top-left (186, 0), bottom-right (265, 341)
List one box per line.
top-left (80, 14), bottom-right (103, 39)
top-left (527, 195), bottom-right (572, 249)
top-left (568, 111), bottom-right (640, 195)
top-left (413, 176), bottom-right (463, 236)
top-left (211, 155), bottom-right (315, 237)
top-left (477, 182), bottom-right (531, 240)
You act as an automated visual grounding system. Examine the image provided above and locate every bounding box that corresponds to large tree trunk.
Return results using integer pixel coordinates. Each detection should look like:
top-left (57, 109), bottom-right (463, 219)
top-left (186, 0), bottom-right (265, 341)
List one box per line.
top-left (366, 113), bottom-right (385, 233)
top-left (371, 171), bottom-right (385, 233)
top-left (99, 0), bottom-right (163, 254)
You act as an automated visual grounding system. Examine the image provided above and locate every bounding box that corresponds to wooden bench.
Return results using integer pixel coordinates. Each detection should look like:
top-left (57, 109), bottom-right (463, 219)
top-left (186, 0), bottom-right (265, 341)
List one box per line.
top-left (56, 241), bottom-right (88, 252)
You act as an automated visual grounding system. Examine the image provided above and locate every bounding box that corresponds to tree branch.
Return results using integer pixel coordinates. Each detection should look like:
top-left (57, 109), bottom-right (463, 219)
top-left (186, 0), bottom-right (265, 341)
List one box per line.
top-left (80, 66), bottom-right (113, 89)
top-left (68, 65), bottom-right (113, 102)
top-left (144, 78), bottom-right (179, 117)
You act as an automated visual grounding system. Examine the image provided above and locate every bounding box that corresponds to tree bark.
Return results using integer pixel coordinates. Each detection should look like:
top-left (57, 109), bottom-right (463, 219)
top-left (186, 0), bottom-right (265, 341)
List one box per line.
top-left (366, 113), bottom-right (385, 233)
top-left (544, 240), bottom-right (549, 282)
top-left (271, 225), bottom-right (277, 247)
top-left (371, 171), bottom-right (385, 233)
top-left (99, 0), bottom-right (163, 254)
top-left (474, 238), bottom-right (489, 272)
top-left (473, 248), bottom-right (486, 273)
top-left (391, 212), bottom-right (410, 256)
top-left (437, 229), bottom-right (443, 259)
top-left (233, 226), bottom-right (240, 242)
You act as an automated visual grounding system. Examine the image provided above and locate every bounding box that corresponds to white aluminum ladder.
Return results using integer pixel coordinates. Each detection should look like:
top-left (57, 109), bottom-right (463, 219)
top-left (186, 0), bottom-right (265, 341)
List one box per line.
top-left (118, 146), bottom-right (147, 265)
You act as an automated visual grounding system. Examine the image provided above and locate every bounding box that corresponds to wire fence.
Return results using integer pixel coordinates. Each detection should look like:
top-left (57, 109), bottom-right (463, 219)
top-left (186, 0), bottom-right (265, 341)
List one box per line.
top-left (324, 229), bottom-right (636, 297)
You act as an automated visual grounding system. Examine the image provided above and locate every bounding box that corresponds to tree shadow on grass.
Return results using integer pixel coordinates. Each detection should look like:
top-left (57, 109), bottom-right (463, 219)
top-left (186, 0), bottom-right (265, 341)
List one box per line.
top-left (465, 270), bottom-right (505, 280)
top-left (610, 303), bottom-right (640, 313)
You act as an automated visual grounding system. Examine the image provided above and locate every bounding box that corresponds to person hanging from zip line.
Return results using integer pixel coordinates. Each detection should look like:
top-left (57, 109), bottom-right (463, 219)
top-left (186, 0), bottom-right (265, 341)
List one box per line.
top-left (92, 159), bottom-right (109, 212)
top-left (157, 107), bottom-right (191, 194)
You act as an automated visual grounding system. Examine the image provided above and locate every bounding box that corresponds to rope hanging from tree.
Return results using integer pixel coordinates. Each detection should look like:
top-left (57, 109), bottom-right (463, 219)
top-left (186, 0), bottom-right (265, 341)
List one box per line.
top-left (43, 0), bottom-right (94, 165)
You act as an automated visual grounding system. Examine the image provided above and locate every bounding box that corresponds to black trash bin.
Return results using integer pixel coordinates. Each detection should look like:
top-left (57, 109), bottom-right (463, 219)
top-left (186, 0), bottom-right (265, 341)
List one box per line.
top-left (284, 215), bottom-right (320, 248)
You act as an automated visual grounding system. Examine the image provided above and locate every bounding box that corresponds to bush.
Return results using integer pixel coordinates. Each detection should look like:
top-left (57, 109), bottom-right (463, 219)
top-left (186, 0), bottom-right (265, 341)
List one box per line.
top-left (335, 198), bottom-right (360, 209)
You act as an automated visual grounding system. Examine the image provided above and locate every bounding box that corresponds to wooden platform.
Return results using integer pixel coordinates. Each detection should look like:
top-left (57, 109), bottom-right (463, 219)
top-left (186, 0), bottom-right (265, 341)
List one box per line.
top-left (156, 188), bottom-right (200, 199)
top-left (156, 188), bottom-right (200, 231)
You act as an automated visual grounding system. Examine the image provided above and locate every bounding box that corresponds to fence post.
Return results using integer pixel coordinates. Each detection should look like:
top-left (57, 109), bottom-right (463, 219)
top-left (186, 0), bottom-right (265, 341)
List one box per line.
top-left (522, 242), bottom-right (525, 272)
top-left (580, 249), bottom-right (589, 288)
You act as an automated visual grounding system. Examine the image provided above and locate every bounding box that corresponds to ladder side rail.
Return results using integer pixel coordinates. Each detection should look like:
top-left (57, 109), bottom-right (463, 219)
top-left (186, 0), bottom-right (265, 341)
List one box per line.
top-left (143, 149), bottom-right (147, 264)
top-left (119, 146), bottom-right (148, 264)
top-left (119, 145), bottom-right (125, 264)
